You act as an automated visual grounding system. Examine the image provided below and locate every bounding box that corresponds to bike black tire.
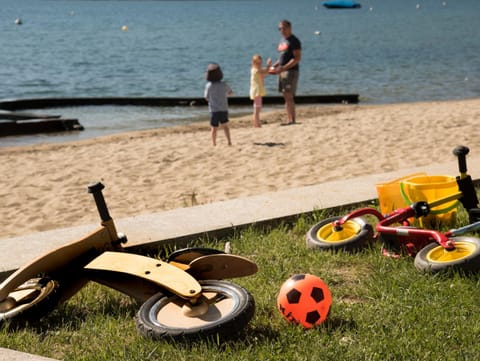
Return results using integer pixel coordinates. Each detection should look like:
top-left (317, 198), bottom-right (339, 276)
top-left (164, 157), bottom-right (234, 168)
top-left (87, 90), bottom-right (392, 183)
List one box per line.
top-left (135, 280), bottom-right (254, 341)
top-left (306, 216), bottom-right (374, 252)
top-left (414, 236), bottom-right (480, 273)
top-left (0, 277), bottom-right (61, 328)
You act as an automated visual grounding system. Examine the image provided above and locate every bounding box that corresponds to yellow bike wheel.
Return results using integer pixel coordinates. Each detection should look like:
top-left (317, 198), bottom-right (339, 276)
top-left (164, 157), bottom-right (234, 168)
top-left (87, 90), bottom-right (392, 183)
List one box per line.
top-left (414, 237), bottom-right (480, 273)
top-left (306, 216), bottom-right (373, 252)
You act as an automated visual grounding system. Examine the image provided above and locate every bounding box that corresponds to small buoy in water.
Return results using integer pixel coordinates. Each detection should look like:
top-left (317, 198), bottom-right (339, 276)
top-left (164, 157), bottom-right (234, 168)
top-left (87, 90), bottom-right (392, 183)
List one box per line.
top-left (442, 1), bottom-right (447, 6)
top-left (416, 4), bottom-right (421, 9)
top-left (122, 25), bottom-right (128, 31)
top-left (69, 11), bottom-right (75, 16)
top-left (369, 6), bottom-right (373, 11)
top-left (15, 18), bottom-right (22, 25)
top-left (314, 30), bottom-right (321, 36)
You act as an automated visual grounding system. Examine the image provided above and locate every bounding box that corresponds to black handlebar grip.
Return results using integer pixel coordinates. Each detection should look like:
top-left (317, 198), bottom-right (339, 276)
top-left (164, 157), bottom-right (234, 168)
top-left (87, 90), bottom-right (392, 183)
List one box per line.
top-left (453, 145), bottom-right (469, 175)
top-left (87, 182), bottom-right (112, 222)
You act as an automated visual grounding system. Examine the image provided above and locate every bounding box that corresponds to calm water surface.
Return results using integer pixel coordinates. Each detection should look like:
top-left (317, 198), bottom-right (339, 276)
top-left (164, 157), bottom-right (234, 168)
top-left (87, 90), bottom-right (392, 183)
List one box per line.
top-left (1, 0), bottom-right (479, 146)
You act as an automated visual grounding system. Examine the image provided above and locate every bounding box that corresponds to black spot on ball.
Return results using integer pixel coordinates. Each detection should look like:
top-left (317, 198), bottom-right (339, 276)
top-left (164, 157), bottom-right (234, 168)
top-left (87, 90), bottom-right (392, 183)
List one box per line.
top-left (291, 274), bottom-right (306, 281)
top-left (305, 310), bottom-right (321, 325)
top-left (286, 288), bottom-right (302, 304)
top-left (310, 287), bottom-right (325, 302)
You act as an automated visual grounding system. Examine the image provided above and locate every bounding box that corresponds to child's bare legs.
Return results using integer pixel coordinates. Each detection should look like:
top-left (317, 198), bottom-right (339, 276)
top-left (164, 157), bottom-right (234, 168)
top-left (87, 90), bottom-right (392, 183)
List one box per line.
top-left (253, 106), bottom-right (261, 127)
top-left (211, 126), bottom-right (218, 146)
top-left (212, 124), bottom-right (231, 146)
top-left (221, 123), bottom-right (232, 145)
top-left (253, 96), bottom-right (262, 127)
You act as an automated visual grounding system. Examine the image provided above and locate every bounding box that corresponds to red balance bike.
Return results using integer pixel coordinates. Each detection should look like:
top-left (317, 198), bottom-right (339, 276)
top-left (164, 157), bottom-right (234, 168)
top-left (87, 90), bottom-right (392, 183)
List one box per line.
top-left (306, 146), bottom-right (480, 273)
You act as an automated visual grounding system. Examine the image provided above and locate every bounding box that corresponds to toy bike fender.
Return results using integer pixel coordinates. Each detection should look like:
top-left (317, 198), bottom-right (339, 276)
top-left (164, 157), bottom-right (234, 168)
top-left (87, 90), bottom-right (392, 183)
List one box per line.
top-left (186, 254), bottom-right (258, 280)
top-left (84, 252), bottom-right (202, 300)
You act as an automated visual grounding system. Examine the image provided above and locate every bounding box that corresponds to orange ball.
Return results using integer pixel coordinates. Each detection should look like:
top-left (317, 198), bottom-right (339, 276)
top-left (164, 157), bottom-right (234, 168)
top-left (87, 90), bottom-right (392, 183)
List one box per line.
top-left (277, 274), bottom-right (332, 328)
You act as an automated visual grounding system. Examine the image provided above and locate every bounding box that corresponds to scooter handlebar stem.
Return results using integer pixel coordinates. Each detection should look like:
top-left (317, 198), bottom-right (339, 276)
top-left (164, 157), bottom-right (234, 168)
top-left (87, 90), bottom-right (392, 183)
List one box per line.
top-left (88, 182), bottom-right (112, 222)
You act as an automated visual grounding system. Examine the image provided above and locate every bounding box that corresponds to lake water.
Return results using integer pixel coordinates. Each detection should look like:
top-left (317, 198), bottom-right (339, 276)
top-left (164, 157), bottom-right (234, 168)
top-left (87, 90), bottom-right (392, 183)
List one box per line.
top-left (1, 0), bottom-right (479, 146)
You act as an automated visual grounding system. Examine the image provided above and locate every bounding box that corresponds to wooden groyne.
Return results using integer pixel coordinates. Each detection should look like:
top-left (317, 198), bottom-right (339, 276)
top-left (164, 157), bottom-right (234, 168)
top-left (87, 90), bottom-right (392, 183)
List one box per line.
top-left (0, 110), bottom-right (83, 136)
top-left (0, 94), bottom-right (359, 111)
top-left (0, 95), bottom-right (358, 136)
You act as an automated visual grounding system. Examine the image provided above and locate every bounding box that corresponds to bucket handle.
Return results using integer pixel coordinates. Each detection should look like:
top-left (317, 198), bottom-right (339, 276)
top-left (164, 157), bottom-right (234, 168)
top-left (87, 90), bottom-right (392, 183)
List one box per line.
top-left (399, 182), bottom-right (459, 215)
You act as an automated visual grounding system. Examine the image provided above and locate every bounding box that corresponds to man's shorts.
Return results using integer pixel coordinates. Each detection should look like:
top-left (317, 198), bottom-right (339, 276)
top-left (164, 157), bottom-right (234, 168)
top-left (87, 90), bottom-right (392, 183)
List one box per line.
top-left (210, 111), bottom-right (229, 127)
top-left (278, 69), bottom-right (299, 95)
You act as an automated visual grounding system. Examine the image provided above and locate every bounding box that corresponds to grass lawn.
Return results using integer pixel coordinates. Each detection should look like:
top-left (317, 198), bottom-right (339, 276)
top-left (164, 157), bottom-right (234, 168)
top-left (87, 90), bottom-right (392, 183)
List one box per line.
top-left (1, 209), bottom-right (480, 360)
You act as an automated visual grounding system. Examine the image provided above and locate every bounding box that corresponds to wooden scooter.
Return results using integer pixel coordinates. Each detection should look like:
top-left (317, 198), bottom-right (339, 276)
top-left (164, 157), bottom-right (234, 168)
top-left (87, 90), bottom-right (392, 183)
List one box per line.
top-left (0, 182), bottom-right (257, 340)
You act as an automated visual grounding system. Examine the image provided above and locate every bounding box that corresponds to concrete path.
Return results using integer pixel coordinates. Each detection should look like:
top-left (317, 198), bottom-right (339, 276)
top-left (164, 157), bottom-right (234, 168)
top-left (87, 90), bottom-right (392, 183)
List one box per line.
top-left (1, 156), bottom-right (478, 360)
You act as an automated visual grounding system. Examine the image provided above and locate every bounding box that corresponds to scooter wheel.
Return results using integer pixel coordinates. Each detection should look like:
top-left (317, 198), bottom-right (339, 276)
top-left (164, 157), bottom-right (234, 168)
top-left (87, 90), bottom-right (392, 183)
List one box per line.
top-left (0, 277), bottom-right (61, 328)
top-left (306, 216), bottom-right (374, 252)
top-left (135, 280), bottom-right (254, 341)
top-left (414, 236), bottom-right (480, 273)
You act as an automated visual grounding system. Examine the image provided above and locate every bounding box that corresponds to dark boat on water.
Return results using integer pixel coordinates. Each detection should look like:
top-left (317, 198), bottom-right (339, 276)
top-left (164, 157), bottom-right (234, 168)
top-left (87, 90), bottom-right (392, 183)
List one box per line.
top-left (323, 1), bottom-right (361, 9)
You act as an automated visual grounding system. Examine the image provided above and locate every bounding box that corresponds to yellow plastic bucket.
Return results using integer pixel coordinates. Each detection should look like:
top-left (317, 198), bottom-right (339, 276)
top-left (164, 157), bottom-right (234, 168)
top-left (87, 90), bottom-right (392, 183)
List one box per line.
top-left (375, 173), bottom-right (426, 215)
top-left (399, 175), bottom-right (459, 226)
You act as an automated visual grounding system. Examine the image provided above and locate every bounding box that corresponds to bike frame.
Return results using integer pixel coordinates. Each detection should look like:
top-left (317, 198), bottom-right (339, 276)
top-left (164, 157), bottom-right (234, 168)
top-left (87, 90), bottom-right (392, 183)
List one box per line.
top-left (0, 183), bottom-right (205, 307)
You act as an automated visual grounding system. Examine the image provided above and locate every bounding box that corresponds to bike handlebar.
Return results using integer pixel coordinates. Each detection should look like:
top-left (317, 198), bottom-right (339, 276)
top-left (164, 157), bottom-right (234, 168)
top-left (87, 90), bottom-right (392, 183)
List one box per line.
top-left (453, 145), bottom-right (469, 177)
top-left (452, 145), bottom-right (479, 213)
top-left (88, 182), bottom-right (112, 222)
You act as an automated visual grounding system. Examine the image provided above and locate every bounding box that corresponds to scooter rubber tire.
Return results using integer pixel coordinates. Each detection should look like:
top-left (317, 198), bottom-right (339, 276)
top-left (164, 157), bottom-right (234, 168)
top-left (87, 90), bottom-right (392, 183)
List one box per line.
top-left (414, 236), bottom-right (480, 273)
top-left (135, 280), bottom-right (254, 341)
top-left (306, 216), bottom-right (374, 252)
top-left (0, 277), bottom-right (61, 328)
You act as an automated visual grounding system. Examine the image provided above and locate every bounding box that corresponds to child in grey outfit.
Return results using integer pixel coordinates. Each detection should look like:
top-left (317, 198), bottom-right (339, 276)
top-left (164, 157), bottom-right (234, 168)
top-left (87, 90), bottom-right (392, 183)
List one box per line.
top-left (204, 63), bottom-right (233, 146)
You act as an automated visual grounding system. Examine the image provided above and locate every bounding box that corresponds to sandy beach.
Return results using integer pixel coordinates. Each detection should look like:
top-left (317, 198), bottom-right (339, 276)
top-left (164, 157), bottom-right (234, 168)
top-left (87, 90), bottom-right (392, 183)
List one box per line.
top-left (1, 98), bottom-right (480, 238)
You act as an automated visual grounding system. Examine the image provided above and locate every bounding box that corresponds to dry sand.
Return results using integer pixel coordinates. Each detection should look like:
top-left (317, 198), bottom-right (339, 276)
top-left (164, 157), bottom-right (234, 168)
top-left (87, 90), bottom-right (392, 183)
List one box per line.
top-left (1, 98), bottom-right (480, 238)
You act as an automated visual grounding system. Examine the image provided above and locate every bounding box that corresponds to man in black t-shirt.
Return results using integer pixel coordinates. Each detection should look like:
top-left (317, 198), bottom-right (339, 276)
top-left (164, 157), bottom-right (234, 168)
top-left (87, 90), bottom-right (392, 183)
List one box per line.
top-left (272, 19), bottom-right (302, 125)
